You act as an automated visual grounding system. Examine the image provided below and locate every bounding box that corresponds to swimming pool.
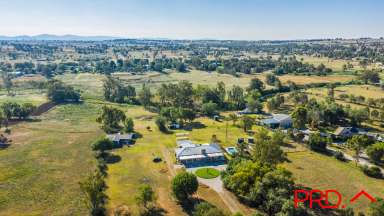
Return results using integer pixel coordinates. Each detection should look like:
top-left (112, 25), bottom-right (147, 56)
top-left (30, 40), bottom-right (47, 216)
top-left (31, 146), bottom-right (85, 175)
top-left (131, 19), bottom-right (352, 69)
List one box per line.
top-left (225, 147), bottom-right (238, 155)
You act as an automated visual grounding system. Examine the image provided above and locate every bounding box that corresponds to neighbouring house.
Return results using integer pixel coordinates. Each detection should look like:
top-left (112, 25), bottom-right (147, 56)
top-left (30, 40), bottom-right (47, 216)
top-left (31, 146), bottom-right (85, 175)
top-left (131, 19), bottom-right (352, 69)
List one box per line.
top-left (262, 114), bottom-right (292, 129)
top-left (238, 107), bottom-right (258, 115)
top-left (357, 131), bottom-right (384, 141)
top-left (175, 140), bottom-right (225, 167)
top-left (169, 122), bottom-right (181, 130)
top-left (333, 127), bottom-right (359, 139)
top-left (106, 133), bottom-right (136, 147)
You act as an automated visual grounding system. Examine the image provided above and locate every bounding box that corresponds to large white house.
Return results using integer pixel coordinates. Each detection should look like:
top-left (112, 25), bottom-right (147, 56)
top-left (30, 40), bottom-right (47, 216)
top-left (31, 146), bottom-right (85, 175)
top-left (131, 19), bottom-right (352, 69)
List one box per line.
top-left (175, 140), bottom-right (225, 167)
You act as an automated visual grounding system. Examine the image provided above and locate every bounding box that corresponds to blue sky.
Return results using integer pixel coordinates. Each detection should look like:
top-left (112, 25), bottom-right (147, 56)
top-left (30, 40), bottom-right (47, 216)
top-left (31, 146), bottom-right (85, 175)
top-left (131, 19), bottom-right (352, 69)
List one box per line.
top-left (0, 0), bottom-right (382, 40)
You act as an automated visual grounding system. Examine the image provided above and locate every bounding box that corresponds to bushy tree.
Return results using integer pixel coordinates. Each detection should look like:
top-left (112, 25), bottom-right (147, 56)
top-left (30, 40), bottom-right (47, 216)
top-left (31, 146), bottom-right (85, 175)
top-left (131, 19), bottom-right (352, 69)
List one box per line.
top-left (103, 76), bottom-right (136, 103)
top-left (135, 184), bottom-right (157, 210)
top-left (155, 116), bottom-right (168, 133)
top-left (347, 135), bottom-right (372, 164)
top-left (307, 133), bottom-right (328, 152)
top-left (366, 142), bottom-right (384, 163)
top-left (47, 80), bottom-right (80, 103)
top-left (222, 159), bottom-right (297, 215)
top-left (240, 116), bottom-right (254, 132)
top-left (228, 85), bottom-right (245, 110)
top-left (171, 172), bottom-right (198, 202)
top-left (202, 102), bottom-right (218, 117)
top-left (360, 70), bottom-right (380, 84)
top-left (138, 84), bottom-right (153, 107)
top-left (79, 170), bottom-right (107, 216)
top-left (123, 117), bottom-right (134, 133)
top-left (92, 137), bottom-right (114, 152)
top-left (369, 197), bottom-right (384, 216)
top-left (247, 78), bottom-right (265, 93)
top-left (252, 128), bottom-right (286, 165)
top-left (291, 106), bottom-right (307, 129)
top-left (96, 106), bottom-right (126, 133)
top-left (193, 202), bottom-right (226, 216)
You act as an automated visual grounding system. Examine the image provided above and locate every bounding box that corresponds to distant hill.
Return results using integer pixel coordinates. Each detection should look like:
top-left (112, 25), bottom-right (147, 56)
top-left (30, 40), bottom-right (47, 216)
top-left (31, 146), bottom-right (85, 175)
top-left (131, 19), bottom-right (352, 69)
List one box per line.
top-left (0, 34), bottom-right (123, 41)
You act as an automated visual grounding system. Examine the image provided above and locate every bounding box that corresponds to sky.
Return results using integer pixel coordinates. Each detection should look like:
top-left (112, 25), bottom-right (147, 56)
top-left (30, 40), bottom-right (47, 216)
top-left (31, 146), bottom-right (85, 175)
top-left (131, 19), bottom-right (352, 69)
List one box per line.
top-left (0, 0), bottom-right (383, 40)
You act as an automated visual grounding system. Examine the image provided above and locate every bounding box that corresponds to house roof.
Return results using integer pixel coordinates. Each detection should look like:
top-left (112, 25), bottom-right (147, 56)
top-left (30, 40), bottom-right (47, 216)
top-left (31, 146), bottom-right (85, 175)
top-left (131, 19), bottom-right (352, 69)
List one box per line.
top-left (106, 133), bottom-right (135, 142)
top-left (272, 114), bottom-right (291, 122)
top-left (262, 114), bottom-right (291, 125)
top-left (176, 143), bottom-right (223, 158)
top-left (176, 140), bottom-right (196, 148)
top-left (262, 118), bottom-right (279, 125)
top-left (333, 127), bottom-right (358, 136)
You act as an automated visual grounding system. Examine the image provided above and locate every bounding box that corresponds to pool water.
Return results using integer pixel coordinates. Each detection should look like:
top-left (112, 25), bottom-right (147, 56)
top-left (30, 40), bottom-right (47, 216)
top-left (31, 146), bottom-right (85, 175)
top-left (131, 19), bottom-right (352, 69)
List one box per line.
top-left (226, 147), bottom-right (238, 155)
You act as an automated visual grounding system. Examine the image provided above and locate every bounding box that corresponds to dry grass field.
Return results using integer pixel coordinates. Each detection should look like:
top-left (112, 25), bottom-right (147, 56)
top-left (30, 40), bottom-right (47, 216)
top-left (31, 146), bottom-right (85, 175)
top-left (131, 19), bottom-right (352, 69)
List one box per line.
top-left (283, 151), bottom-right (384, 213)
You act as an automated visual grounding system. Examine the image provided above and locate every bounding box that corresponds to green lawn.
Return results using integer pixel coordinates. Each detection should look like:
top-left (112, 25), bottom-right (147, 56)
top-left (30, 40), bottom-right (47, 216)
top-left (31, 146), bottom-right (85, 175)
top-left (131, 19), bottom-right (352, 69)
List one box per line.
top-left (283, 151), bottom-right (384, 213)
top-left (195, 168), bottom-right (220, 179)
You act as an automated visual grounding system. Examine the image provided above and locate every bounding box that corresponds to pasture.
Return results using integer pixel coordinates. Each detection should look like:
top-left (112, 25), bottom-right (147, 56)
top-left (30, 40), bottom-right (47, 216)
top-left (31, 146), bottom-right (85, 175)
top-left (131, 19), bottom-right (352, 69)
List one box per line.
top-left (0, 102), bottom-right (102, 215)
top-left (283, 151), bottom-right (384, 213)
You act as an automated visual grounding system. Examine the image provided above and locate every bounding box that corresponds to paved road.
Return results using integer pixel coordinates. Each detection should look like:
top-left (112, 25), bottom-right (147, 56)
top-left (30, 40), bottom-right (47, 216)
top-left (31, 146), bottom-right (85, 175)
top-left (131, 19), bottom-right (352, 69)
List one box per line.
top-left (187, 165), bottom-right (245, 214)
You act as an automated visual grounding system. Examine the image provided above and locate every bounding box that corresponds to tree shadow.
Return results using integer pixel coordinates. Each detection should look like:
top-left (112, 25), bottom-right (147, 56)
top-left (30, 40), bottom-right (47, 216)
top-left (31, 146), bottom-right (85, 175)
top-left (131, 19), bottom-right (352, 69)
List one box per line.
top-left (105, 153), bottom-right (122, 164)
top-left (0, 143), bottom-right (10, 150)
top-left (141, 207), bottom-right (167, 216)
top-left (178, 197), bottom-right (217, 216)
top-left (281, 142), bottom-right (296, 149)
top-left (134, 132), bottom-right (143, 139)
top-left (25, 118), bottom-right (42, 123)
top-left (184, 122), bottom-right (207, 131)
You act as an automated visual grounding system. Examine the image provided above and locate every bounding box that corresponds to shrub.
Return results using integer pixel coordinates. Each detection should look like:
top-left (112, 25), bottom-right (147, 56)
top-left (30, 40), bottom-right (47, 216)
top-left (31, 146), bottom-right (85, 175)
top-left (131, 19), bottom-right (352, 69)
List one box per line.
top-left (192, 202), bottom-right (226, 216)
top-left (201, 102), bottom-right (218, 117)
top-left (123, 117), bottom-right (134, 133)
top-left (171, 172), bottom-right (198, 202)
top-left (307, 133), bottom-right (327, 152)
top-left (334, 151), bottom-right (345, 161)
top-left (155, 116), bottom-right (168, 132)
top-left (361, 165), bottom-right (383, 178)
top-left (92, 138), bottom-right (114, 152)
top-left (366, 142), bottom-right (384, 163)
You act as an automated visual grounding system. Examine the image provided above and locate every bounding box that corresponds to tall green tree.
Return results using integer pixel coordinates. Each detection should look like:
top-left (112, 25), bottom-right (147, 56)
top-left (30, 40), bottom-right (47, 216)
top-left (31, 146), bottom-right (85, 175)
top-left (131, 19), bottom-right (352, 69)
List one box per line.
top-left (252, 128), bottom-right (286, 166)
top-left (171, 172), bottom-right (198, 202)
top-left (247, 78), bottom-right (265, 93)
top-left (79, 170), bottom-right (107, 216)
top-left (135, 184), bottom-right (157, 211)
top-left (291, 106), bottom-right (307, 129)
top-left (96, 106), bottom-right (126, 133)
top-left (138, 84), bottom-right (153, 107)
top-left (240, 115), bottom-right (254, 132)
top-left (123, 117), bottom-right (134, 133)
top-left (347, 135), bottom-right (372, 164)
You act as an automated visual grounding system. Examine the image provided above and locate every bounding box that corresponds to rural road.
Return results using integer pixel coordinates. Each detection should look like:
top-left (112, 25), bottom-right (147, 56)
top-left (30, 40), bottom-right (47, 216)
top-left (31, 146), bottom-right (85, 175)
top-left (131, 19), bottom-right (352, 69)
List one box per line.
top-left (187, 165), bottom-right (245, 214)
top-left (327, 146), bottom-right (384, 174)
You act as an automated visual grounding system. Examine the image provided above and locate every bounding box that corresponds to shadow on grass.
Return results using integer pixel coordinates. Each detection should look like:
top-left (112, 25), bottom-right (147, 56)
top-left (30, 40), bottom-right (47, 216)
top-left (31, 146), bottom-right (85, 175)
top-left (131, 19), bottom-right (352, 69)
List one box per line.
top-left (105, 153), bottom-right (122, 164)
top-left (281, 142), bottom-right (296, 149)
top-left (184, 122), bottom-right (207, 131)
top-left (140, 207), bottom-right (167, 216)
top-left (134, 132), bottom-right (143, 139)
top-left (179, 197), bottom-right (206, 216)
top-left (0, 143), bottom-right (10, 150)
